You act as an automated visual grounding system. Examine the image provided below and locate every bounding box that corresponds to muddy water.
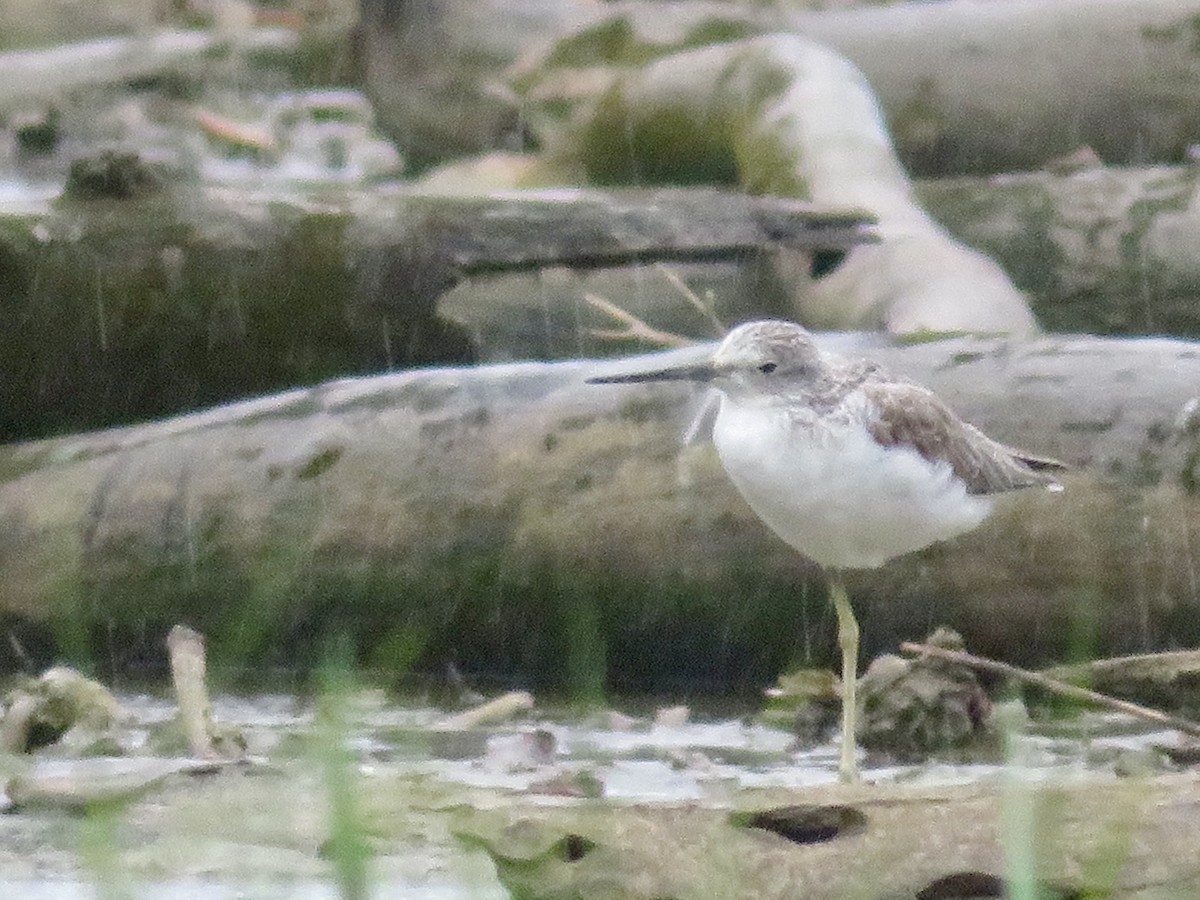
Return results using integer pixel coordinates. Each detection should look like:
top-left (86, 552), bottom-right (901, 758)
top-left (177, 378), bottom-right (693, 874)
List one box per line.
top-left (0, 690), bottom-right (1186, 899)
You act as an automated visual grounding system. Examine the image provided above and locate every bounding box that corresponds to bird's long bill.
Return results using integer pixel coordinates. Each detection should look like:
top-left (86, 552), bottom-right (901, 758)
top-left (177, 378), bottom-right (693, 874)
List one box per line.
top-left (586, 362), bottom-right (718, 385)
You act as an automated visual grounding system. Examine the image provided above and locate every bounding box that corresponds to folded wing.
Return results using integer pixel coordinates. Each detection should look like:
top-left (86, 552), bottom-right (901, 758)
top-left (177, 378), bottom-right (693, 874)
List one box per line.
top-left (863, 381), bottom-right (1066, 496)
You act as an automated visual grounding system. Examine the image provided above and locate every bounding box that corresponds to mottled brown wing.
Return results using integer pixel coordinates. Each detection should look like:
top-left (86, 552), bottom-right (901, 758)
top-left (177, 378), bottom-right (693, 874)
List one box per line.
top-left (863, 381), bottom-right (1065, 495)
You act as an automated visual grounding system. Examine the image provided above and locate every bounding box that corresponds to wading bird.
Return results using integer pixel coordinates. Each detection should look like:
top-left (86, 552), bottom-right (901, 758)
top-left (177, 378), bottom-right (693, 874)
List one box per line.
top-left (589, 320), bottom-right (1064, 782)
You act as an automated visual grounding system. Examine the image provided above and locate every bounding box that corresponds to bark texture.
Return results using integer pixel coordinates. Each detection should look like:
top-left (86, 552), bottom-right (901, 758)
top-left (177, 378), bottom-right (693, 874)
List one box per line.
top-left (544, 34), bottom-right (1035, 335)
top-left (917, 165), bottom-right (1200, 338)
top-left (360, 0), bottom-right (1200, 176)
top-left (1, 333), bottom-right (1198, 685)
top-left (0, 185), bottom-right (865, 442)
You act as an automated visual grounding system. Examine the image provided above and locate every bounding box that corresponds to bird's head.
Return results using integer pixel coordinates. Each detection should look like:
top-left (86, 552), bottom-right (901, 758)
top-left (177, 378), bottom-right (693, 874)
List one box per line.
top-left (587, 319), bottom-right (827, 403)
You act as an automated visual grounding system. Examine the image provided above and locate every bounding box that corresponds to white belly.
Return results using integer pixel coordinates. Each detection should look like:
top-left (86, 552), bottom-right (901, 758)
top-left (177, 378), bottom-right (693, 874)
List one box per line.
top-left (711, 397), bottom-right (990, 569)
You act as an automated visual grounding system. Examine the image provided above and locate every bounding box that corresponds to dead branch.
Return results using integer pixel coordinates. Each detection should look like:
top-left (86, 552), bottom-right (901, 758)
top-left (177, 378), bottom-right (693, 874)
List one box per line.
top-left (582, 293), bottom-right (698, 348)
top-left (654, 264), bottom-right (727, 337)
top-left (900, 641), bottom-right (1200, 738)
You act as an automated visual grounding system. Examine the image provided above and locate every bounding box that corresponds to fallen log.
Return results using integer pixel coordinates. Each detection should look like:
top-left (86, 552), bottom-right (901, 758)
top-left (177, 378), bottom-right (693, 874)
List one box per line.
top-left (0, 184), bottom-right (870, 443)
top-left (1, 332), bottom-right (1198, 686)
top-left (916, 165), bottom-right (1200, 338)
top-left (534, 33), bottom-right (1036, 335)
top-left (419, 163), bottom-right (1200, 347)
top-left (802, 0), bottom-right (1200, 176)
top-left (434, 691), bottom-right (535, 732)
top-left (8, 164), bottom-right (1200, 452)
top-left (0, 28), bottom-right (298, 112)
top-left (360, 0), bottom-right (1200, 176)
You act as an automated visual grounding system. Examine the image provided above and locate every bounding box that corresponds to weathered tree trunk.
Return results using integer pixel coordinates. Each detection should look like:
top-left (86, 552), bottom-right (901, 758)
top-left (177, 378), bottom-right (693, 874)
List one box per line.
top-left (2, 333), bottom-right (1197, 686)
top-left (421, 165), bottom-right (1200, 350)
top-left (916, 165), bottom-right (1200, 338)
top-left (539, 33), bottom-right (1036, 336)
top-left (361, 0), bottom-right (1200, 340)
top-left (0, 28), bottom-right (298, 112)
top-left (0, 0), bottom-right (162, 52)
top-left (0, 185), bottom-right (866, 442)
top-left (7, 169), bottom-right (1200, 445)
top-left (361, 0), bottom-right (1200, 176)
top-left (803, 0), bottom-right (1200, 176)
top-left (355, 0), bottom-right (583, 169)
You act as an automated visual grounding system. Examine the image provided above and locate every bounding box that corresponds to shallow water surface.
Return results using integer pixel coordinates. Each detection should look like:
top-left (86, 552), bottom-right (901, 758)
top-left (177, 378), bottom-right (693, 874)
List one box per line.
top-left (3, 689), bottom-right (1185, 899)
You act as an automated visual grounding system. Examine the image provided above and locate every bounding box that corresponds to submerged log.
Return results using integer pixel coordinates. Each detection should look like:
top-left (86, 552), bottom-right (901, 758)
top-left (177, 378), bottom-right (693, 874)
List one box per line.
top-left (0, 333), bottom-right (1198, 686)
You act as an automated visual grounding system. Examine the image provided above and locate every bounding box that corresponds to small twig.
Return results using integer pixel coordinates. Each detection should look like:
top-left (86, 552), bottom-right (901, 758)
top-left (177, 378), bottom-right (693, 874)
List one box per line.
top-left (900, 641), bottom-right (1200, 738)
top-left (654, 264), bottom-right (727, 337)
top-left (582, 293), bottom-right (697, 348)
top-left (193, 108), bottom-right (277, 153)
top-left (433, 690), bottom-right (535, 732)
top-left (6, 632), bottom-right (33, 672)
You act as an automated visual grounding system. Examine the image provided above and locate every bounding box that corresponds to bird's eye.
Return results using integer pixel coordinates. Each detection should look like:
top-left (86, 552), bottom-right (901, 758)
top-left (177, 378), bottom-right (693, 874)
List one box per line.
top-left (758, 362), bottom-right (777, 374)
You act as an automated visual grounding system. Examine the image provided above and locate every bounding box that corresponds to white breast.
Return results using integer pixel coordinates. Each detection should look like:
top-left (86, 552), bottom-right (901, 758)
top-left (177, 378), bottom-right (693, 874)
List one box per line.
top-left (711, 395), bottom-right (990, 569)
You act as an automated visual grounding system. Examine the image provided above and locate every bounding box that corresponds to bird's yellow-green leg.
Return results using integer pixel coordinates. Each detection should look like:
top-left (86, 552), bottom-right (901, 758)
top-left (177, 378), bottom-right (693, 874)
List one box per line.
top-left (829, 572), bottom-right (860, 783)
